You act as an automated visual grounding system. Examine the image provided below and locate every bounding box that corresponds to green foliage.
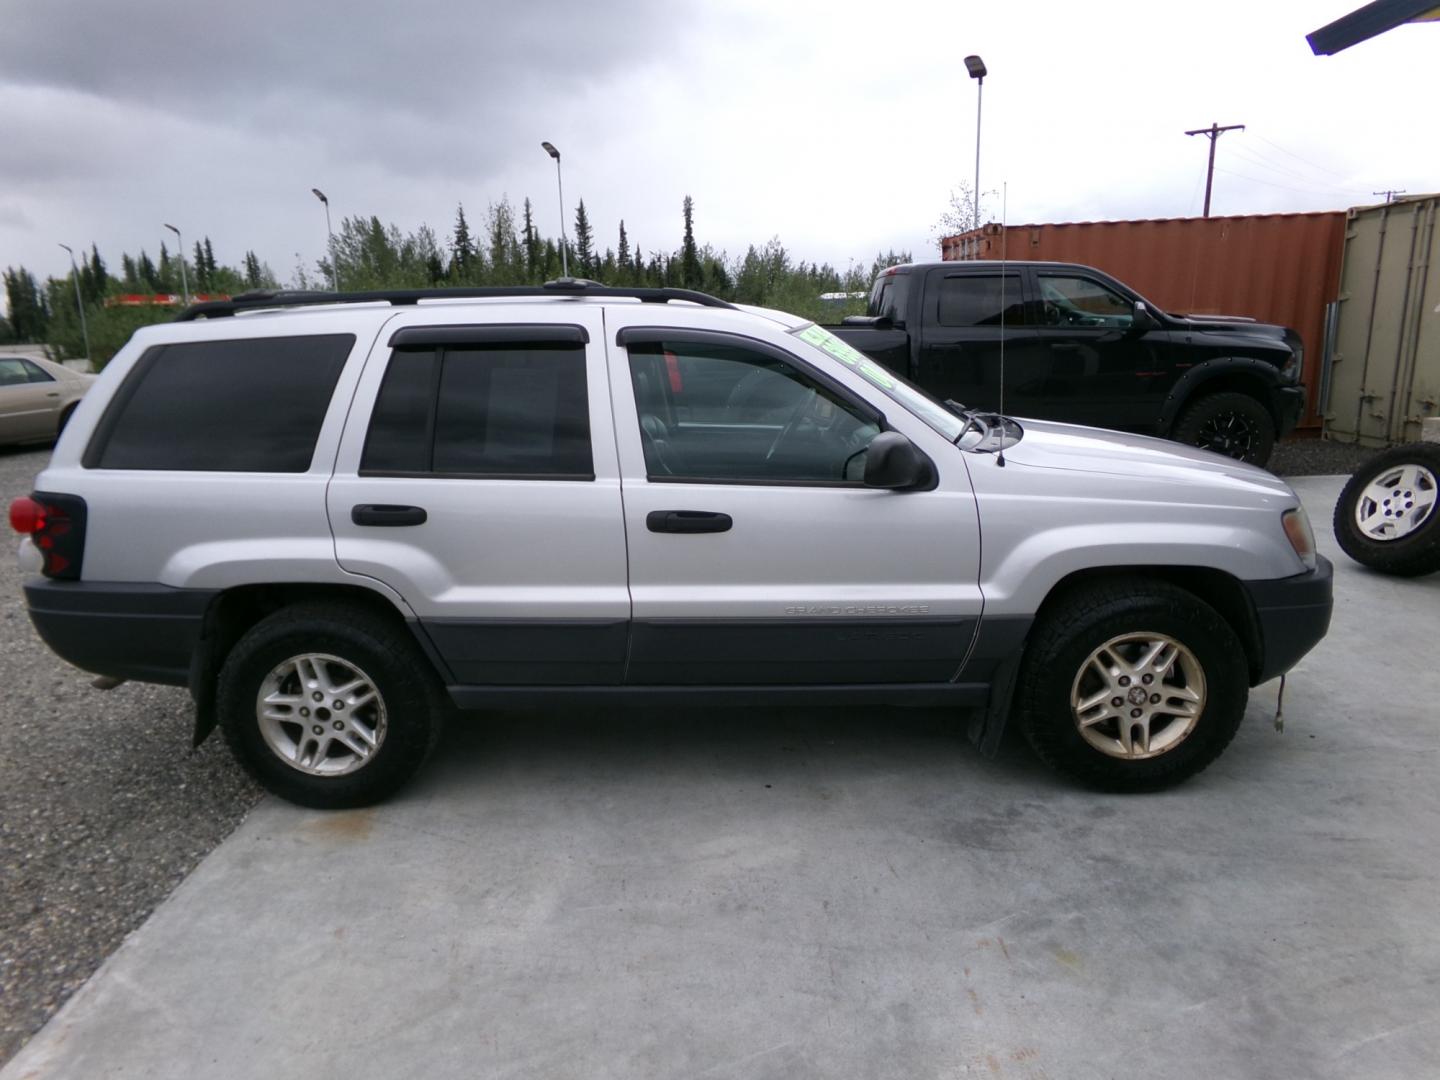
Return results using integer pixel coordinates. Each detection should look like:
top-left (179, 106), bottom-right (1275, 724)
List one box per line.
top-left (3, 192), bottom-right (919, 368)
top-left (573, 200), bottom-right (595, 278)
top-left (3, 266), bottom-right (50, 341)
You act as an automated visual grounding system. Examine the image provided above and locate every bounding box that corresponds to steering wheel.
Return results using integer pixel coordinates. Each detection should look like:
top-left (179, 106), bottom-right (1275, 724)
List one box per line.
top-left (765, 389), bottom-right (816, 461)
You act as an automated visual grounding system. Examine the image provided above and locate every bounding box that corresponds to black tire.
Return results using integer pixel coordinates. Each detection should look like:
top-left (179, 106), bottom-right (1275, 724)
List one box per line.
top-left (1172, 392), bottom-right (1276, 466)
top-left (1333, 441), bottom-right (1440, 577)
top-left (1016, 580), bottom-right (1249, 792)
top-left (218, 604), bottom-right (446, 808)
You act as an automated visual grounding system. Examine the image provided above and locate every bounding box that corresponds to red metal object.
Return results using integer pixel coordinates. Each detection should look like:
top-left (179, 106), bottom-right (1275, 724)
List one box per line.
top-left (941, 212), bottom-right (1347, 428)
top-left (106, 293), bottom-right (231, 307)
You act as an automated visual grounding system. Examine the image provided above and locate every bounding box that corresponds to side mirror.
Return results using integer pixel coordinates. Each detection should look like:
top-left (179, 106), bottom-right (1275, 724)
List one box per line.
top-left (841, 314), bottom-right (892, 329)
top-left (1131, 301), bottom-right (1159, 333)
top-left (863, 432), bottom-right (937, 491)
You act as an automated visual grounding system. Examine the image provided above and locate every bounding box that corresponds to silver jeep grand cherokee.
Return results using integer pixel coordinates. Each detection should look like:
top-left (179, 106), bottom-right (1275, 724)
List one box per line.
top-left (11, 282), bottom-right (1332, 807)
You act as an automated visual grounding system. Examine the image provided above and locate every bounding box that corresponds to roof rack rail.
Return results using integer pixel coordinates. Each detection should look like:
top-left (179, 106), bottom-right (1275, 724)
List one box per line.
top-left (174, 278), bottom-right (738, 321)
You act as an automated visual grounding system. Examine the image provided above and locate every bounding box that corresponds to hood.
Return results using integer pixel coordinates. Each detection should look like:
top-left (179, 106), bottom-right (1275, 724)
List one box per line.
top-left (999, 417), bottom-right (1294, 495)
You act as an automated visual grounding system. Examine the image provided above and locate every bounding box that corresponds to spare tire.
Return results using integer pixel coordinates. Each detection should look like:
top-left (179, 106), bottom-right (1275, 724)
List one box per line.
top-left (1333, 441), bottom-right (1440, 577)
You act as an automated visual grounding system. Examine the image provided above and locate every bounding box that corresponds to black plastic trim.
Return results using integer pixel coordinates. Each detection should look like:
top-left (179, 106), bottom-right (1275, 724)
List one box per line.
top-left (959, 615), bottom-right (1034, 756)
top-left (447, 682), bottom-right (990, 710)
top-left (420, 618), bottom-right (629, 685)
top-left (387, 324), bottom-right (589, 349)
top-left (24, 580), bottom-right (218, 686)
top-left (626, 617), bottom-right (975, 685)
top-left (1241, 557), bottom-right (1334, 684)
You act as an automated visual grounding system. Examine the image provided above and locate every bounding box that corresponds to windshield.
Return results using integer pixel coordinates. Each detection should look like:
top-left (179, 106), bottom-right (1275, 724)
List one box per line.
top-left (789, 323), bottom-right (965, 441)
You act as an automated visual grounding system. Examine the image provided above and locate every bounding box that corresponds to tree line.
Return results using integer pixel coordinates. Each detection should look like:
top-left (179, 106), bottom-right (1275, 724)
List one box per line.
top-left (3, 194), bottom-right (910, 367)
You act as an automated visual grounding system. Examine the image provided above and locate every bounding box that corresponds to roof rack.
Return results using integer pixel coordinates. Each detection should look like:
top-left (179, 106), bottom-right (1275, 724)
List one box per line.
top-left (173, 278), bottom-right (738, 321)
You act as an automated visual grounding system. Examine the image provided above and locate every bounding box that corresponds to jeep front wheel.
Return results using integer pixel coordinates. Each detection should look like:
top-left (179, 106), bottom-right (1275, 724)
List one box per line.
top-left (1172, 392), bottom-right (1275, 466)
top-left (1017, 581), bottom-right (1249, 792)
top-left (218, 604), bottom-right (445, 808)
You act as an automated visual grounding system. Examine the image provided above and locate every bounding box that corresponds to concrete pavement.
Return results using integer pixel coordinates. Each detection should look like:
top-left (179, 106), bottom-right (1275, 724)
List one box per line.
top-left (5, 476), bottom-right (1439, 1080)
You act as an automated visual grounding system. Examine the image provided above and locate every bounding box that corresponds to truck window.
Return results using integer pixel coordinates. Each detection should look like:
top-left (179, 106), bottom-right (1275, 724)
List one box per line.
top-left (869, 274), bottom-right (911, 326)
top-left (932, 274), bottom-right (1028, 328)
top-left (1037, 275), bottom-right (1134, 329)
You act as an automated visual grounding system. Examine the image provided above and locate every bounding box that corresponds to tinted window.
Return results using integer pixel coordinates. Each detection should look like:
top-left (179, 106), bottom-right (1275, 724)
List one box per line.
top-left (361, 344), bottom-right (592, 478)
top-left (870, 274), bottom-right (911, 326)
top-left (1038, 275), bottom-right (1134, 328)
top-left (934, 274), bottom-right (1028, 327)
top-left (628, 341), bottom-right (880, 484)
top-left (89, 335), bottom-right (352, 471)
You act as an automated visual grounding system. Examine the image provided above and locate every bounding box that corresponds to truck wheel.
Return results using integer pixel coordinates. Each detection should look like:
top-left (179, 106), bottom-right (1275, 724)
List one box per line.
top-left (1333, 442), bottom-right (1440, 577)
top-left (1017, 581), bottom-right (1249, 792)
top-left (218, 604), bottom-right (445, 808)
top-left (1172, 393), bottom-right (1275, 466)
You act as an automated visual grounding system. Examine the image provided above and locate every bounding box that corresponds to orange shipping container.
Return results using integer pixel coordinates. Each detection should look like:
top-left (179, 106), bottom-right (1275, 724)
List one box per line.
top-left (941, 212), bottom-right (1347, 429)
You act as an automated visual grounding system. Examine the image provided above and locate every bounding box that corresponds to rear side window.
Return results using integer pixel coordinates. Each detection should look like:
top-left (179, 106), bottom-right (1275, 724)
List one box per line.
top-left (361, 343), bottom-right (592, 479)
top-left (86, 335), bottom-right (353, 471)
top-left (933, 274), bottom-right (1028, 328)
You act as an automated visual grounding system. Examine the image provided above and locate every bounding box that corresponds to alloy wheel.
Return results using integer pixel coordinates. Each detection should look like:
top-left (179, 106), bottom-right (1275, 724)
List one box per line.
top-left (1353, 463), bottom-right (1437, 542)
top-left (1070, 633), bottom-right (1206, 760)
top-left (256, 652), bottom-right (388, 776)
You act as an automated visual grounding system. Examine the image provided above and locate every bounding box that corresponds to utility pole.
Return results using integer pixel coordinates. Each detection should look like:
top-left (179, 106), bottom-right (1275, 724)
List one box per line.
top-left (1373, 189), bottom-right (1406, 203)
top-left (1185, 122), bottom-right (1245, 218)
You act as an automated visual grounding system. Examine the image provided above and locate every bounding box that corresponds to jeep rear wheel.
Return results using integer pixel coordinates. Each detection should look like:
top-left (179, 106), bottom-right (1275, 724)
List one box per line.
top-left (1017, 580), bottom-right (1249, 792)
top-left (218, 604), bottom-right (445, 808)
top-left (1173, 392), bottom-right (1275, 466)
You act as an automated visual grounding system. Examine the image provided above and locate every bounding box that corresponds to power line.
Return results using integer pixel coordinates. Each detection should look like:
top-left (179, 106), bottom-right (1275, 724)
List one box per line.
top-left (1373, 189), bottom-right (1407, 203)
top-left (1211, 166), bottom-right (1369, 199)
top-left (1251, 133), bottom-right (1353, 182)
top-left (1185, 122), bottom-right (1245, 217)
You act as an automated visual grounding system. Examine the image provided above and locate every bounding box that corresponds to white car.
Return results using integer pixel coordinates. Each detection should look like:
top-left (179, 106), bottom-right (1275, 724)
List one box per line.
top-left (0, 354), bottom-right (94, 447)
top-left (10, 282), bottom-right (1333, 807)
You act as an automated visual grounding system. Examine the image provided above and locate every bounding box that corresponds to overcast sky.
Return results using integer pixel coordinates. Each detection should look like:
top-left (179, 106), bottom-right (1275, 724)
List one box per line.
top-left (2, 0), bottom-right (1437, 305)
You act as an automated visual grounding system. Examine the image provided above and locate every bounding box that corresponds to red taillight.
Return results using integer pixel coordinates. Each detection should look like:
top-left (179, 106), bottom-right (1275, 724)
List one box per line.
top-left (9, 496), bottom-right (46, 534)
top-left (12, 493), bottom-right (86, 580)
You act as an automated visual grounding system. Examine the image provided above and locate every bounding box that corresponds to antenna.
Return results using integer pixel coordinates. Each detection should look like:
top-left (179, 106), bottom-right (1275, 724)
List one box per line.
top-left (996, 181), bottom-right (1008, 467)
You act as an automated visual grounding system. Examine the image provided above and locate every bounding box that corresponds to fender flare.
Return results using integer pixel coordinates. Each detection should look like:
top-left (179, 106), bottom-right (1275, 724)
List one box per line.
top-left (1158, 357), bottom-right (1284, 433)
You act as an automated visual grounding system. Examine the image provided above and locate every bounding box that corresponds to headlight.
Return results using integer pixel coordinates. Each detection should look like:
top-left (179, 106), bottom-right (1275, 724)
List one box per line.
top-left (1283, 507), bottom-right (1317, 570)
top-left (1281, 343), bottom-right (1302, 382)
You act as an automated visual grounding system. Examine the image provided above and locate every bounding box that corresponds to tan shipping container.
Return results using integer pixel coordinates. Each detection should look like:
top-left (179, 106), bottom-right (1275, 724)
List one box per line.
top-left (942, 212), bottom-right (1347, 428)
top-left (1323, 195), bottom-right (1440, 447)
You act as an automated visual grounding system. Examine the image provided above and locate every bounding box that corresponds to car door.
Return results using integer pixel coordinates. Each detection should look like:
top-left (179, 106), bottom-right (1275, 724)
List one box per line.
top-left (0, 357), bottom-right (63, 441)
top-left (1031, 270), bottom-right (1163, 430)
top-left (327, 309), bottom-right (630, 686)
top-left (606, 309), bottom-right (983, 687)
top-left (914, 268), bottom-right (1046, 415)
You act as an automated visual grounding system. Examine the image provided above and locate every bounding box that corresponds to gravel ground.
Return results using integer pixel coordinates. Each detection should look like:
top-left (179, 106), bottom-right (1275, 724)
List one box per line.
top-left (0, 431), bottom-right (1378, 1066)
top-left (0, 446), bottom-right (261, 1065)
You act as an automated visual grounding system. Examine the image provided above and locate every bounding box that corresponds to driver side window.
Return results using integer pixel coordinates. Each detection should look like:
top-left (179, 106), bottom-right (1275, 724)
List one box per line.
top-left (1037, 275), bottom-right (1134, 329)
top-left (626, 340), bottom-right (881, 484)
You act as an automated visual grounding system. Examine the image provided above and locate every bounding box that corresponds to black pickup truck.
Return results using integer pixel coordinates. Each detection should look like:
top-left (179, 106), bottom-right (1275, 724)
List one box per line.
top-left (829, 261), bottom-right (1306, 465)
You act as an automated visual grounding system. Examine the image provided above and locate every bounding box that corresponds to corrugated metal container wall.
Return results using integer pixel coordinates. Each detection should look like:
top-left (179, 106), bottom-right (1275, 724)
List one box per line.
top-left (1323, 196), bottom-right (1439, 447)
top-left (942, 213), bottom-right (1347, 428)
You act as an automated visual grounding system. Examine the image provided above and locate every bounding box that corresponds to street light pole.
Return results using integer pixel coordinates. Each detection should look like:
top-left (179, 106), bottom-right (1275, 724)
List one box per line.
top-left (57, 244), bottom-right (91, 363)
top-left (312, 188), bottom-right (339, 291)
top-left (541, 141), bottom-right (570, 278)
top-left (964, 55), bottom-right (987, 230)
top-left (163, 223), bottom-right (189, 304)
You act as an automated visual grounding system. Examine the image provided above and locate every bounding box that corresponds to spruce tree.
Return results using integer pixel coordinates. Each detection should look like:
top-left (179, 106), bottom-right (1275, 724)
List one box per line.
top-left (573, 199), bottom-right (595, 278)
top-left (522, 197), bottom-right (541, 281)
top-left (193, 241), bottom-right (209, 290)
top-left (87, 244), bottom-right (108, 303)
top-left (244, 251), bottom-right (264, 289)
top-left (680, 196), bottom-right (701, 289)
top-left (451, 203), bottom-right (476, 282)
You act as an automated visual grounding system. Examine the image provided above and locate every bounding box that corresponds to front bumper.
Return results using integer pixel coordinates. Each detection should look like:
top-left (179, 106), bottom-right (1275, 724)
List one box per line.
top-left (1272, 384), bottom-right (1306, 438)
top-left (1242, 556), bottom-right (1334, 684)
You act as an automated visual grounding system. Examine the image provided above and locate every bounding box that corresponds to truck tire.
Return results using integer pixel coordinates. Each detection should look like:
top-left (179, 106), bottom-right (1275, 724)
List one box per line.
top-left (1017, 580), bottom-right (1249, 792)
top-left (1172, 392), bottom-right (1275, 466)
top-left (1333, 442), bottom-right (1440, 577)
top-left (218, 604), bottom-right (446, 808)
